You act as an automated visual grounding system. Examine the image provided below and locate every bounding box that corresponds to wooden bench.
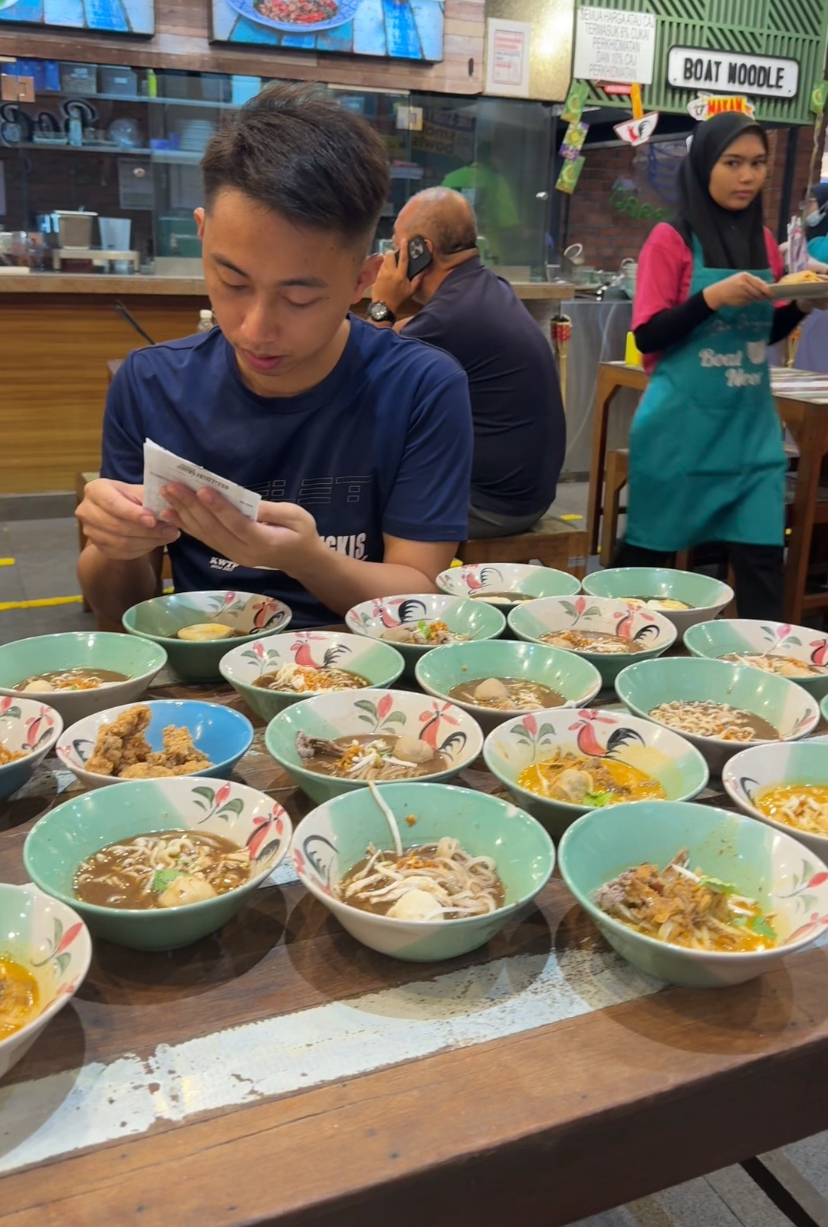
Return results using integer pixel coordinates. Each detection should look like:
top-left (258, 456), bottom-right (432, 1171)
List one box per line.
top-left (460, 512), bottom-right (588, 579)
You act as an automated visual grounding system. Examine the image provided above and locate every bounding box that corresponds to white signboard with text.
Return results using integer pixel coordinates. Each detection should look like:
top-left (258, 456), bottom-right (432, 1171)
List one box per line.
top-left (573, 6), bottom-right (656, 85)
top-left (667, 47), bottom-right (798, 99)
top-left (485, 18), bottom-right (531, 98)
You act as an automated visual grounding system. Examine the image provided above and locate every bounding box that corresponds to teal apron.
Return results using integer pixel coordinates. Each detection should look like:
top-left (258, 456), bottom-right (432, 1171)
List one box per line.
top-left (626, 237), bottom-right (786, 552)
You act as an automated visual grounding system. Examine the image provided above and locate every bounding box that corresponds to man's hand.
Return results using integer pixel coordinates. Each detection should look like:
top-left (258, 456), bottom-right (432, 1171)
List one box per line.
top-left (370, 243), bottom-right (425, 316)
top-left (159, 485), bottom-right (326, 575)
top-left (76, 479), bottom-right (180, 562)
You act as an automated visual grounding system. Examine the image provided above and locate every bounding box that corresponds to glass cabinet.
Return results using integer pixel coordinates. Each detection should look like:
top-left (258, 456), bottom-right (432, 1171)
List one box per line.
top-left (0, 60), bottom-right (554, 275)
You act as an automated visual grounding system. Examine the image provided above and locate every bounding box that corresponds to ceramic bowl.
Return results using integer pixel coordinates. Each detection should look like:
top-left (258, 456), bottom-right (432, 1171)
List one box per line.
top-left (0, 632), bottom-right (168, 722)
top-left (559, 799), bottom-right (828, 988)
top-left (122, 591), bottom-right (291, 682)
top-left (265, 689), bottom-right (484, 804)
top-left (0, 697), bottom-right (63, 804)
top-left (483, 707), bottom-right (708, 839)
top-left (57, 699), bottom-right (253, 790)
top-left (0, 882), bottom-right (91, 1080)
top-left (723, 741), bottom-right (828, 860)
top-left (615, 656), bottom-right (819, 775)
top-left (292, 781), bottom-right (554, 961)
top-left (345, 594), bottom-right (505, 676)
top-left (24, 778), bottom-right (291, 950)
top-left (436, 563), bottom-right (581, 609)
top-left (581, 568), bottom-right (733, 635)
top-left (508, 595), bottom-right (676, 687)
top-left (219, 630), bottom-right (404, 721)
top-left (684, 619), bottom-right (828, 702)
top-left (414, 639), bottom-right (602, 734)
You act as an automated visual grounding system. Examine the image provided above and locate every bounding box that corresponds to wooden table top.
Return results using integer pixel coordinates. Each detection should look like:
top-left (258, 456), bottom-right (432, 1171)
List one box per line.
top-left (3, 674), bottom-right (828, 1227)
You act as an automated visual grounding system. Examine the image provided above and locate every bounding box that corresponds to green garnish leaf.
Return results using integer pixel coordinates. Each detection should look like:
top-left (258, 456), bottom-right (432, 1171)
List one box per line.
top-left (152, 868), bottom-right (182, 893)
top-left (418, 619), bottom-right (431, 638)
top-left (585, 791), bottom-right (612, 808)
top-left (749, 914), bottom-right (777, 940)
top-left (698, 874), bottom-right (736, 895)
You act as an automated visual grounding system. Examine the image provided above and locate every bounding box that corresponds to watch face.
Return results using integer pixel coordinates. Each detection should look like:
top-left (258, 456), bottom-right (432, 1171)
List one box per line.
top-left (369, 302), bottom-right (391, 321)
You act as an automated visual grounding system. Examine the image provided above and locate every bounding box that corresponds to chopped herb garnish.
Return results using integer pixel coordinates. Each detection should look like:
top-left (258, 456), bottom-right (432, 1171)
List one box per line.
top-left (698, 874), bottom-right (736, 895)
top-left (151, 868), bottom-right (182, 893)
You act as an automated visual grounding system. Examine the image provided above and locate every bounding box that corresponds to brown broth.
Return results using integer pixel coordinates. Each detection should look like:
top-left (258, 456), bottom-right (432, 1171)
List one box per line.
top-left (447, 677), bottom-right (564, 711)
top-left (253, 666), bottom-right (369, 693)
top-left (73, 829), bottom-right (249, 910)
top-left (719, 652), bottom-right (828, 678)
top-left (540, 629), bottom-right (645, 655)
top-left (16, 668), bottom-right (129, 692)
top-left (468, 591), bottom-right (535, 603)
top-left (649, 699), bottom-right (779, 742)
top-left (338, 842), bottom-right (505, 918)
top-left (300, 734), bottom-right (448, 780)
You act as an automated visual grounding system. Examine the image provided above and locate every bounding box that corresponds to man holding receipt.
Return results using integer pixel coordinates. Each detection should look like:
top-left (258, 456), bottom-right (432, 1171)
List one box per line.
top-left (76, 84), bottom-right (473, 628)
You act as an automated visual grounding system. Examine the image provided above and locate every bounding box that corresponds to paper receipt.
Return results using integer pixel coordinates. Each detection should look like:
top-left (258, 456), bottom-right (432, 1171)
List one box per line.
top-left (142, 439), bottom-right (261, 521)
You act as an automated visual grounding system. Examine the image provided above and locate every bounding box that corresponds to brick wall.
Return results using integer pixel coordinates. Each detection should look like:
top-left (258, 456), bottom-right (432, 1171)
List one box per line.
top-left (568, 127), bottom-right (822, 270)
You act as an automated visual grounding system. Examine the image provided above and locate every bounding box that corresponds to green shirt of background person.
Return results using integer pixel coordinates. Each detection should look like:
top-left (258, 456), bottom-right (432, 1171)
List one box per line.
top-left (442, 140), bottom-right (518, 264)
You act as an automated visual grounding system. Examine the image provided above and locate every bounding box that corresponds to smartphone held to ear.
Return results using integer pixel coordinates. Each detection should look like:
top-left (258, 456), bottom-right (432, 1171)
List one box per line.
top-left (395, 235), bottom-right (432, 278)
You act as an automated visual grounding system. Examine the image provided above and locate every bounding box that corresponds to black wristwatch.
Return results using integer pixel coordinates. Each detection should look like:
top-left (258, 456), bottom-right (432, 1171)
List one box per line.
top-left (368, 301), bottom-right (396, 324)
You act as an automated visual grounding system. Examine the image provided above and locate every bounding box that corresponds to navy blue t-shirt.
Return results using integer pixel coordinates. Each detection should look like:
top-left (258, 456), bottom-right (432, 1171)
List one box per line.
top-left (101, 317), bottom-right (473, 628)
top-left (402, 258), bottom-right (565, 517)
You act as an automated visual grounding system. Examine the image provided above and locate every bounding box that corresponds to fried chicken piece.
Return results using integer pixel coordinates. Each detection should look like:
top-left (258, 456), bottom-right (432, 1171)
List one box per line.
top-left (119, 763), bottom-right (177, 779)
top-left (151, 725), bottom-right (210, 770)
top-left (86, 731), bottom-right (123, 776)
top-left (86, 705), bottom-right (153, 776)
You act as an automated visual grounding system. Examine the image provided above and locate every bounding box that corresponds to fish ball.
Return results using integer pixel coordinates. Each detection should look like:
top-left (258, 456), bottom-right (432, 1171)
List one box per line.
top-left (393, 736), bottom-right (435, 764)
top-left (22, 679), bottom-right (53, 693)
top-left (387, 888), bottom-right (443, 920)
top-left (177, 623), bottom-right (234, 642)
top-left (157, 875), bottom-right (217, 908)
top-left (473, 677), bottom-right (509, 702)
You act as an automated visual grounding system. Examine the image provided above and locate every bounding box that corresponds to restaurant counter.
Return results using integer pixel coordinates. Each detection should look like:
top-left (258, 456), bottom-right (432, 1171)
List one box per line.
top-left (0, 274), bottom-right (576, 496)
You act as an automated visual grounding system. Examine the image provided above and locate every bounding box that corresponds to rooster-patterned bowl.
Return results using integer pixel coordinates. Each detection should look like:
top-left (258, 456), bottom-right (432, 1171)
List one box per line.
top-left (436, 563), bottom-right (581, 609)
top-left (0, 883), bottom-right (91, 1080)
top-left (265, 689), bottom-right (484, 804)
top-left (123, 591), bottom-right (292, 682)
top-left (23, 778), bottom-right (291, 950)
top-left (0, 631), bottom-right (167, 723)
top-left (684, 619), bottom-right (828, 702)
top-left (508, 595), bottom-right (676, 687)
top-left (219, 631), bottom-right (405, 720)
top-left (559, 800), bottom-right (828, 988)
top-left (582, 567), bottom-right (733, 635)
top-left (483, 707), bottom-right (708, 839)
top-left (0, 697), bottom-right (63, 803)
top-left (56, 699), bottom-right (253, 790)
top-left (292, 782), bottom-right (554, 962)
top-left (722, 741), bottom-right (828, 861)
top-left (345, 594), bottom-right (505, 676)
top-left (616, 657), bottom-right (820, 775)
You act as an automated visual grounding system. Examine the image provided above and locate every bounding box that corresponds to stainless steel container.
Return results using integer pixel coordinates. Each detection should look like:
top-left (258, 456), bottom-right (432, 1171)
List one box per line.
top-left (53, 211), bottom-right (97, 248)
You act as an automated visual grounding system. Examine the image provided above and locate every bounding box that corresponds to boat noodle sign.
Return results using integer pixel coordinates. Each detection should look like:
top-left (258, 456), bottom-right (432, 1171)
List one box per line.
top-left (667, 47), bottom-right (799, 99)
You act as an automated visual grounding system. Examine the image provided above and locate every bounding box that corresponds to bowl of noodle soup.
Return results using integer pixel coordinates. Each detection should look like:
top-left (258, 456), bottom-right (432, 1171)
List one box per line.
top-left (615, 656), bottom-right (819, 774)
top-left (684, 619), bottom-right (828, 702)
top-left (483, 707), bottom-right (708, 839)
top-left (265, 690), bottom-right (484, 804)
top-left (293, 782), bottom-right (554, 961)
top-left (559, 799), bottom-right (828, 988)
top-left (436, 563), bottom-right (581, 609)
top-left (581, 567), bottom-right (733, 635)
top-left (24, 778), bottom-right (291, 950)
top-left (722, 740), bottom-right (828, 860)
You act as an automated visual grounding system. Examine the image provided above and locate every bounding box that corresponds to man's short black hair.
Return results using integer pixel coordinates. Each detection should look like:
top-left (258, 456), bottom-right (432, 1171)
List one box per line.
top-left (202, 83), bottom-right (390, 249)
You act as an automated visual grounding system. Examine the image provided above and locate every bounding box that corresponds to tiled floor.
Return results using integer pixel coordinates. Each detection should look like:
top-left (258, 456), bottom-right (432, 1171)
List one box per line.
top-left (2, 496), bottom-right (827, 1226)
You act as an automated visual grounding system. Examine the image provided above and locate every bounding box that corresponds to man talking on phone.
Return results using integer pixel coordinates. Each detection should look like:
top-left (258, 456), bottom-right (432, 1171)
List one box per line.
top-left (369, 187), bottom-right (565, 540)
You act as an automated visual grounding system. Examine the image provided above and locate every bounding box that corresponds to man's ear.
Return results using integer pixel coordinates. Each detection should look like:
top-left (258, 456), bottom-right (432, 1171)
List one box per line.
top-left (353, 252), bottom-right (383, 302)
top-left (195, 207), bottom-right (206, 240)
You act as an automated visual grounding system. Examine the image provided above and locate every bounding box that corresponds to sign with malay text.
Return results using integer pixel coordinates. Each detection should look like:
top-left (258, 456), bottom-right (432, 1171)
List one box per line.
top-left (573, 7), bottom-right (656, 86)
top-left (667, 47), bottom-right (798, 99)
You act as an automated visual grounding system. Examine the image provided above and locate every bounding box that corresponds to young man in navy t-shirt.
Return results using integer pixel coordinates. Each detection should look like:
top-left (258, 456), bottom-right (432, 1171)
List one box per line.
top-left (77, 85), bottom-right (473, 628)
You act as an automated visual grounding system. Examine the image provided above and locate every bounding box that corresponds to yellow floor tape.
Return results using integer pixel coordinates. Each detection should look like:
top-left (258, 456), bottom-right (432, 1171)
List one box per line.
top-left (0, 559), bottom-right (15, 567)
top-left (0, 595), bottom-right (84, 612)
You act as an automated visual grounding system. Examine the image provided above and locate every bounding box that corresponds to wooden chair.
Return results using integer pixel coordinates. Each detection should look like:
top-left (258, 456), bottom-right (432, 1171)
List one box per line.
top-left (460, 512), bottom-right (588, 579)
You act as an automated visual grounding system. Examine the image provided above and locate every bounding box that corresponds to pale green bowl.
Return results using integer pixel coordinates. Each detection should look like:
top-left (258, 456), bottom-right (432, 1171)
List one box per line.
top-left (24, 778), bottom-right (292, 951)
top-left (508, 595), bottom-right (676, 686)
top-left (123, 591), bottom-right (291, 682)
top-left (559, 800), bottom-right (828, 988)
top-left (219, 631), bottom-right (404, 720)
top-left (414, 639), bottom-right (601, 733)
top-left (265, 689), bottom-right (484, 804)
top-left (684, 619), bottom-right (828, 702)
top-left (293, 781), bottom-right (555, 961)
top-left (0, 632), bottom-right (167, 723)
top-left (345, 594), bottom-right (505, 676)
top-left (616, 656), bottom-right (820, 774)
top-left (483, 707), bottom-right (708, 839)
top-left (582, 568), bottom-right (732, 635)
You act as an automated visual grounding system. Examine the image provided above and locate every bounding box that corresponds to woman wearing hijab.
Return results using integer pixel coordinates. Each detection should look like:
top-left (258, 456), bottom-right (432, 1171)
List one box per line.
top-left (617, 112), bottom-right (819, 619)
